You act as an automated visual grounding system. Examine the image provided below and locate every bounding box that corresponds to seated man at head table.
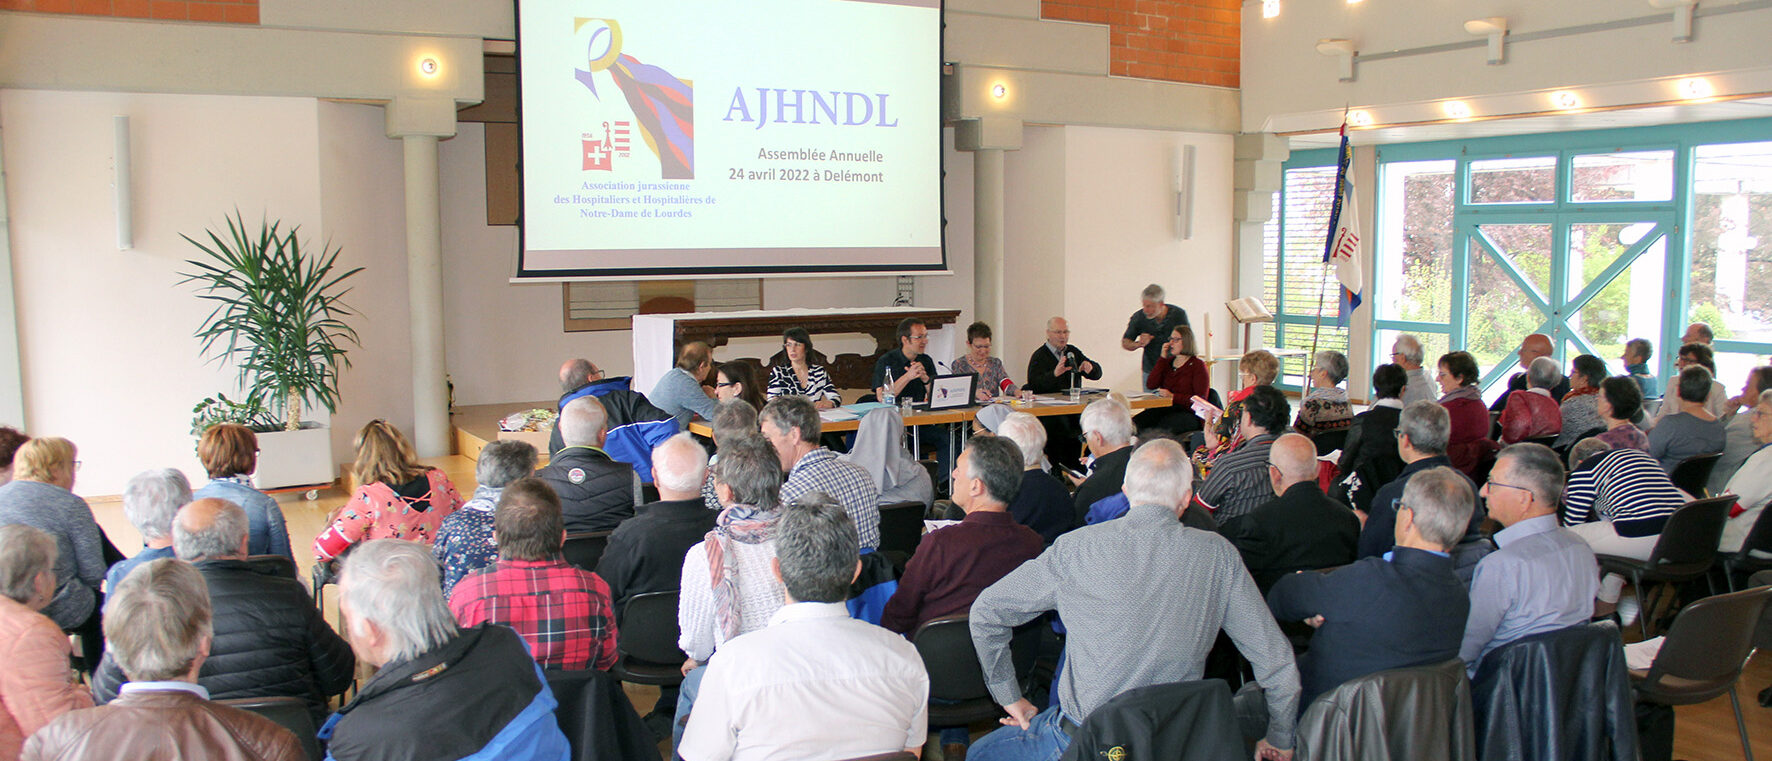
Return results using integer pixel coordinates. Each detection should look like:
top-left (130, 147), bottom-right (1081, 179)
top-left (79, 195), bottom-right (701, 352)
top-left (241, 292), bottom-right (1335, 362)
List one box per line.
top-left (873, 317), bottom-right (940, 404)
top-left (1025, 316), bottom-right (1103, 471)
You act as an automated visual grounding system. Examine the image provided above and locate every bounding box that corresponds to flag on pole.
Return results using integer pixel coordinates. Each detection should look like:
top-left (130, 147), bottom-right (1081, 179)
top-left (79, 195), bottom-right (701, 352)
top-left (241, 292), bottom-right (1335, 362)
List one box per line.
top-left (1322, 119), bottom-right (1363, 326)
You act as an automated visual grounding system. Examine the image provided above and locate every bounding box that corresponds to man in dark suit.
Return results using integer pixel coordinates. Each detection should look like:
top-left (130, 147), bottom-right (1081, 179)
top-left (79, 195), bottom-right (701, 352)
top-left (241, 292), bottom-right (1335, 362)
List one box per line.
top-left (1227, 434), bottom-right (1359, 594)
top-left (1252, 466), bottom-right (1473, 720)
top-left (1489, 333), bottom-right (1570, 412)
top-left (1359, 401), bottom-right (1484, 560)
top-left (1027, 317), bottom-right (1104, 470)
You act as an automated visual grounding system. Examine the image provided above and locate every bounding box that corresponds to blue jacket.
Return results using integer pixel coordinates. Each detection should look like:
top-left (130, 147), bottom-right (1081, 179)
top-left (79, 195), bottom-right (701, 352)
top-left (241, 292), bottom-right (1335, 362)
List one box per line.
top-left (548, 376), bottom-right (680, 483)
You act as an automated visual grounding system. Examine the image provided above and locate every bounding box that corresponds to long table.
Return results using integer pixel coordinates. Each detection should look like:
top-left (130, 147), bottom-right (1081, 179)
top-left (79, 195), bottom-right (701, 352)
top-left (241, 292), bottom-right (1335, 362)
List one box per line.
top-left (686, 392), bottom-right (1172, 436)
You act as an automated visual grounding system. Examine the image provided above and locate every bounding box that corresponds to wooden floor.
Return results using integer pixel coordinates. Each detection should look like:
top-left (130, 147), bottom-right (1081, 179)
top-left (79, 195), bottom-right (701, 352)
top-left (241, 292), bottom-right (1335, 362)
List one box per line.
top-left (87, 460), bottom-right (1772, 759)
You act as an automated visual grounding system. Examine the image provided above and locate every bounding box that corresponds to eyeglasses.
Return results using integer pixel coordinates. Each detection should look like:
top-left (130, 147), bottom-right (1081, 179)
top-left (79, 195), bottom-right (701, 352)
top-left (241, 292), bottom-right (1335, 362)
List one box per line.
top-left (1484, 480), bottom-right (1535, 502)
top-left (909, 333), bottom-right (929, 340)
top-left (73, 460), bottom-right (83, 471)
top-left (716, 382), bottom-right (736, 388)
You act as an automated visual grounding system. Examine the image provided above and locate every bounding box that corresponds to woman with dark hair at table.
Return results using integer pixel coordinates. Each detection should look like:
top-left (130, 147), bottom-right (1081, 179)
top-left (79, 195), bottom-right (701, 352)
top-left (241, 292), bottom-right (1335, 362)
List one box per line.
top-left (715, 361), bottom-right (767, 412)
top-left (1133, 325), bottom-right (1209, 436)
top-left (767, 327), bottom-right (841, 410)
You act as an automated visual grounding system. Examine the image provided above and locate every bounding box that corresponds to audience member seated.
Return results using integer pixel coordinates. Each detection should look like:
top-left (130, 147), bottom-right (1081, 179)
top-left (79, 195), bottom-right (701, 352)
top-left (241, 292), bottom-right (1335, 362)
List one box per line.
top-left (1361, 401), bottom-right (1479, 559)
top-left (874, 317), bottom-right (941, 404)
top-left (1194, 350), bottom-right (1278, 468)
top-left (652, 341), bottom-right (718, 429)
top-left (883, 436), bottom-right (1043, 636)
top-left (105, 468), bottom-right (190, 591)
top-left (0, 525), bottom-right (93, 761)
top-left (767, 327), bottom-right (842, 409)
top-left (1196, 385), bottom-right (1289, 524)
top-left (1555, 355), bottom-right (1608, 449)
top-left (324, 540), bottom-right (570, 761)
top-left (679, 494), bottom-right (929, 761)
top-left (537, 396), bottom-right (638, 534)
top-left (1230, 434), bottom-right (1359, 594)
top-left (702, 399), bottom-right (759, 511)
top-left (1133, 325), bottom-right (1210, 435)
top-left (1647, 366), bottom-right (1727, 472)
top-left (190, 424), bottom-right (292, 562)
top-left (94, 498), bottom-right (354, 724)
top-left (968, 439), bottom-right (1302, 761)
top-left (0, 437), bottom-right (108, 666)
top-left (1293, 350), bottom-right (1353, 446)
top-left (1500, 357), bottom-right (1565, 444)
top-left (548, 357), bottom-right (679, 470)
top-left (1121, 283), bottom-right (1191, 381)
top-left (1335, 364), bottom-right (1407, 513)
top-left (1720, 388), bottom-right (1772, 555)
top-left (675, 435), bottom-right (788, 749)
top-left (1711, 366), bottom-right (1772, 492)
top-left (1562, 440), bottom-right (1685, 616)
top-left (1594, 376), bottom-right (1650, 452)
top-left (1490, 334), bottom-right (1569, 413)
top-left (1392, 334), bottom-right (1436, 407)
top-left (313, 420), bottom-right (464, 562)
top-left (25, 559), bottom-right (304, 761)
top-left (1070, 398), bottom-right (1137, 527)
top-left (1257, 466), bottom-right (1472, 717)
top-left (1436, 351), bottom-right (1496, 477)
top-left (0, 427), bottom-right (27, 486)
top-left (713, 361), bottom-right (765, 412)
top-left (953, 321), bottom-right (1024, 401)
top-left (1463, 444), bottom-right (1598, 671)
top-left (432, 439), bottom-right (537, 598)
top-left (599, 433), bottom-right (720, 610)
top-left (1622, 337), bottom-right (1659, 400)
top-left (762, 396), bottom-right (880, 549)
top-left (840, 408), bottom-right (934, 509)
top-left (449, 478), bottom-right (618, 672)
top-left (1652, 342), bottom-right (1731, 423)
top-left (996, 412), bottom-right (1074, 544)
top-left (1684, 321), bottom-right (1715, 347)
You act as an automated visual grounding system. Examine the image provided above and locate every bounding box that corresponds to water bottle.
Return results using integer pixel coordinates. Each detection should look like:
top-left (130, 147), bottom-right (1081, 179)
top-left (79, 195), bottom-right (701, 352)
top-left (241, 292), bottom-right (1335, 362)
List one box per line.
top-left (880, 368), bottom-right (895, 406)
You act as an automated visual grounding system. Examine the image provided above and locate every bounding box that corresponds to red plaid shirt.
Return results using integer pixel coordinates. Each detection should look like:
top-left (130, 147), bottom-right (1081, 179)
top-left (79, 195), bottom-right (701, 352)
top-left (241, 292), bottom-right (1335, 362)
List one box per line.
top-left (448, 557), bottom-right (619, 671)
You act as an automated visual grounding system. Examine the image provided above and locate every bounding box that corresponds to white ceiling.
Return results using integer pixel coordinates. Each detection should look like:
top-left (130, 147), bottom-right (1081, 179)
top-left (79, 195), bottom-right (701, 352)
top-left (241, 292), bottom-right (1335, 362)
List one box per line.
top-left (1286, 95), bottom-right (1772, 150)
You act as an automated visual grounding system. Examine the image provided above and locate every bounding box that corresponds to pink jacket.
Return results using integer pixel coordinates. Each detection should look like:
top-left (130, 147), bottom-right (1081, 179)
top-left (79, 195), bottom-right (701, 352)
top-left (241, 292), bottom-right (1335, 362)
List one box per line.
top-left (1500, 388), bottom-right (1563, 444)
top-left (0, 597), bottom-right (93, 761)
top-left (312, 469), bottom-right (464, 560)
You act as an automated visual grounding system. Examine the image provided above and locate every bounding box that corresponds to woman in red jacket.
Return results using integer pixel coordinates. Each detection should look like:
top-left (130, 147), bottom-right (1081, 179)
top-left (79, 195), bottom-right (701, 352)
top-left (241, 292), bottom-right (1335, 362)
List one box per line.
top-left (1436, 351), bottom-right (1499, 477)
top-left (1135, 326), bottom-right (1210, 436)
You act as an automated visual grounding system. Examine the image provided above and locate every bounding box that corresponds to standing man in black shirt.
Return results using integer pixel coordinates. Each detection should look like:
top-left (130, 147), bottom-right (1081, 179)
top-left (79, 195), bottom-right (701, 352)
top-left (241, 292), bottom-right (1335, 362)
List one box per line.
top-left (1122, 283), bottom-right (1190, 384)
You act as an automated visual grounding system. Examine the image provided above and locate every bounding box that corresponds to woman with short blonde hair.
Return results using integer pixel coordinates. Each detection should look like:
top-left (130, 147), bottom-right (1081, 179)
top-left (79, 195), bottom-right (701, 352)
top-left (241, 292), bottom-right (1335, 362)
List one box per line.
top-left (312, 420), bottom-right (464, 562)
top-left (0, 436), bottom-right (111, 668)
top-left (191, 423), bottom-right (293, 561)
top-left (1193, 350), bottom-right (1279, 470)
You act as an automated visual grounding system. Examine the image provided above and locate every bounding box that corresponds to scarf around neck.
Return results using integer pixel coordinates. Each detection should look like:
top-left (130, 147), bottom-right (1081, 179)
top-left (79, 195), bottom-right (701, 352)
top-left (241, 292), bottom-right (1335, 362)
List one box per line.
top-left (705, 502), bottom-right (779, 642)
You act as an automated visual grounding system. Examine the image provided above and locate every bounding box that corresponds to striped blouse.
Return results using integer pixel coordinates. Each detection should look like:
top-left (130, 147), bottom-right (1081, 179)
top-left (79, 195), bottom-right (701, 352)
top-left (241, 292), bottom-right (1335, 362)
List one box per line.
top-left (1562, 447), bottom-right (1684, 538)
top-left (767, 363), bottom-right (842, 404)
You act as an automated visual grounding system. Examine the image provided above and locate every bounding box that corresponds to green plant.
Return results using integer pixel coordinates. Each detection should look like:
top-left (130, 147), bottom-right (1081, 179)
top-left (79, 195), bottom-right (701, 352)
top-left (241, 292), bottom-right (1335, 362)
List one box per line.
top-left (189, 394), bottom-right (282, 436)
top-left (180, 212), bottom-right (363, 431)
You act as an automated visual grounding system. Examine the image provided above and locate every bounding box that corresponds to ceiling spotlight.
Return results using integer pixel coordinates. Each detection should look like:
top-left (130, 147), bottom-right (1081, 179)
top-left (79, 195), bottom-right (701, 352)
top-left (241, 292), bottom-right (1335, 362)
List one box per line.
top-left (1262, 0), bottom-right (1280, 19)
top-left (1348, 110), bottom-right (1373, 127)
top-left (1316, 39), bottom-right (1357, 82)
top-left (1678, 77), bottom-right (1713, 99)
top-left (417, 57), bottom-right (441, 78)
top-left (1550, 90), bottom-right (1581, 110)
top-left (990, 83), bottom-right (1008, 100)
top-left (1443, 101), bottom-right (1472, 119)
top-left (1463, 17), bottom-right (1508, 65)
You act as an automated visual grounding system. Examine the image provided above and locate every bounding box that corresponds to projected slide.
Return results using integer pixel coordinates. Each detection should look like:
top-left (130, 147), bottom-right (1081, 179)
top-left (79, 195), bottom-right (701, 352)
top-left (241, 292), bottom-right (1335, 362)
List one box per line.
top-left (516, 0), bottom-right (944, 279)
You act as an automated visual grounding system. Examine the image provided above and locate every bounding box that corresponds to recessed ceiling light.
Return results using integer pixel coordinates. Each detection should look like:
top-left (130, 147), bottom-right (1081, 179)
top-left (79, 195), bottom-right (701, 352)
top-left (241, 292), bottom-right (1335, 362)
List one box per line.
top-left (1678, 77), bottom-right (1713, 99)
top-left (1263, 0), bottom-right (1280, 18)
top-left (417, 57), bottom-right (440, 77)
top-left (1550, 90), bottom-right (1581, 110)
top-left (1348, 110), bottom-right (1373, 126)
top-left (1443, 101), bottom-right (1472, 119)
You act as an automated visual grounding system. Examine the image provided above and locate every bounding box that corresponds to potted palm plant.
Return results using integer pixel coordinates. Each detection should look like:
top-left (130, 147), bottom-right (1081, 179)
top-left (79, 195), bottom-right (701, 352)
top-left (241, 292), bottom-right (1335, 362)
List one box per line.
top-left (181, 212), bottom-right (363, 490)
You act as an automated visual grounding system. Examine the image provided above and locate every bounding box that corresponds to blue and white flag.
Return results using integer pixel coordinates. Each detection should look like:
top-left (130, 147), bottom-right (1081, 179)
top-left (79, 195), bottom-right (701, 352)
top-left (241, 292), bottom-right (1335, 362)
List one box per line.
top-left (1323, 120), bottom-right (1363, 326)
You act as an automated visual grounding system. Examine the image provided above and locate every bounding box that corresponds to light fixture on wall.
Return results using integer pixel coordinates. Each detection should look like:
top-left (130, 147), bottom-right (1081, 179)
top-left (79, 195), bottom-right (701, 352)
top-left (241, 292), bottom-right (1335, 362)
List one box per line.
top-left (1463, 17), bottom-right (1508, 65)
top-left (1678, 77), bottom-right (1713, 99)
top-left (1442, 100), bottom-right (1472, 119)
top-left (1262, 0), bottom-right (1280, 19)
top-left (113, 115), bottom-right (132, 251)
top-left (417, 56), bottom-right (441, 78)
top-left (1550, 90), bottom-right (1581, 110)
top-left (990, 82), bottom-right (1007, 100)
top-left (1347, 109), bottom-right (1373, 127)
top-left (1173, 144), bottom-right (1195, 240)
top-left (1315, 38), bottom-right (1356, 82)
top-left (1647, 0), bottom-right (1699, 42)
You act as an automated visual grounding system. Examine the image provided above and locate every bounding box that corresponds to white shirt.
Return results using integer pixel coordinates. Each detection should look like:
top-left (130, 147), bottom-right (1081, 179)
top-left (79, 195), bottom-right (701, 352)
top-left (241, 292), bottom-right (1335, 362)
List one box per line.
top-left (1722, 445), bottom-right (1772, 553)
top-left (119, 681), bottom-right (210, 699)
top-left (679, 602), bottom-right (930, 761)
top-left (678, 537), bottom-right (784, 662)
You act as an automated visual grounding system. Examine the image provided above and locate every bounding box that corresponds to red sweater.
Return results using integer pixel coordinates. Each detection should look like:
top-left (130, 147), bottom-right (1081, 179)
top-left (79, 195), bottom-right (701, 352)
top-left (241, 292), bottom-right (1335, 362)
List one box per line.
top-left (1146, 355), bottom-right (1210, 405)
top-left (1499, 389), bottom-right (1563, 443)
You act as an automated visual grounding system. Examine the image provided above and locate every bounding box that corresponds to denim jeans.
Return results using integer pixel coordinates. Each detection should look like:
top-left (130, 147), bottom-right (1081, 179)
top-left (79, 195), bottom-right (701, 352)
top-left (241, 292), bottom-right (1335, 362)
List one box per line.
top-left (672, 664), bottom-right (708, 752)
top-left (966, 706), bottom-right (1073, 761)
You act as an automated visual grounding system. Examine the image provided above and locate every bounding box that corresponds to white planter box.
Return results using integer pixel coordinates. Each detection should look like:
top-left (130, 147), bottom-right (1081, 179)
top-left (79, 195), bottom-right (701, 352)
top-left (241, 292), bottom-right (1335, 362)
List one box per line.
top-left (254, 426), bottom-right (335, 490)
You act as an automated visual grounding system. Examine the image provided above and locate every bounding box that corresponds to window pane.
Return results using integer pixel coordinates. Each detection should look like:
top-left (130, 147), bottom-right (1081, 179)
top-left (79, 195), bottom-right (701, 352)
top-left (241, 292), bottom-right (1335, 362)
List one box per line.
top-left (1263, 191), bottom-right (1279, 308)
top-left (1691, 141), bottom-right (1772, 349)
top-left (1280, 167), bottom-right (1339, 317)
top-left (1378, 160), bottom-right (1455, 323)
top-left (1566, 224), bottom-right (1666, 374)
top-left (1716, 352), bottom-right (1772, 396)
top-left (1474, 223), bottom-right (1553, 299)
top-left (1467, 224), bottom-right (1553, 394)
top-left (1571, 150), bottom-right (1674, 202)
top-left (1273, 323), bottom-right (1349, 390)
top-left (1469, 156), bottom-right (1556, 204)
top-left (1375, 328), bottom-right (1449, 373)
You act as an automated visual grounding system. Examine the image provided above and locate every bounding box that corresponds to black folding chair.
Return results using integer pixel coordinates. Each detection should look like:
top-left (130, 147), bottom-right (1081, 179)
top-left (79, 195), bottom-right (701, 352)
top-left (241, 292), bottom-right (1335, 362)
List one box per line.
top-left (1597, 495), bottom-right (1732, 638)
top-left (911, 615), bottom-right (1041, 728)
top-left (218, 696), bottom-right (321, 761)
top-left (1669, 452), bottom-right (1723, 497)
top-left (877, 500), bottom-right (926, 559)
top-left (1631, 586), bottom-right (1772, 761)
top-left (562, 531), bottom-right (612, 573)
top-left (608, 590), bottom-right (686, 687)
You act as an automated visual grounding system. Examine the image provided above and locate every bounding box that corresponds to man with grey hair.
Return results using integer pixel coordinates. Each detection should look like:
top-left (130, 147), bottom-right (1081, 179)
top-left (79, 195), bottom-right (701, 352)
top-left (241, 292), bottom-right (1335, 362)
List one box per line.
top-left (325, 539), bottom-right (570, 760)
top-left (679, 494), bottom-right (928, 761)
top-left (1391, 334), bottom-right (1435, 406)
top-left (538, 394), bottom-right (640, 533)
top-left (105, 468), bottom-right (191, 590)
top-left (1228, 433), bottom-right (1359, 594)
top-left (1122, 283), bottom-right (1190, 378)
top-left (25, 558), bottom-right (305, 761)
top-left (1499, 355), bottom-right (1565, 443)
top-left (1027, 317), bottom-right (1102, 469)
top-left (998, 411), bottom-right (1073, 543)
top-left (1263, 466), bottom-right (1472, 714)
top-left (434, 439), bottom-right (539, 597)
top-left (1360, 400), bottom-right (1482, 559)
top-left (761, 395), bottom-right (881, 549)
top-left (1463, 444), bottom-right (1598, 671)
top-left (1070, 398), bottom-right (1137, 526)
top-left (970, 439), bottom-right (1301, 761)
top-left (92, 498), bottom-right (354, 725)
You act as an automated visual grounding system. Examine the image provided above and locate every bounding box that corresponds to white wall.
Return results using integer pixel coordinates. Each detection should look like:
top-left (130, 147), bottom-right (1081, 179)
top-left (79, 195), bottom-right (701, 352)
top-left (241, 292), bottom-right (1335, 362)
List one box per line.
top-left (1, 90), bottom-right (324, 496)
top-left (998, 125), bottom-right (1066, 371)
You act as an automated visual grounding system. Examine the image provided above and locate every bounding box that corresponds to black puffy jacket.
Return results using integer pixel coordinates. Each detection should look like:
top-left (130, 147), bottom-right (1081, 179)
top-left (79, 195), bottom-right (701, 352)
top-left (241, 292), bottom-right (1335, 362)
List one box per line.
top-left (92, 558), bottom-right (355, 723)
top-left (537, 446), bottom-right (639, 533)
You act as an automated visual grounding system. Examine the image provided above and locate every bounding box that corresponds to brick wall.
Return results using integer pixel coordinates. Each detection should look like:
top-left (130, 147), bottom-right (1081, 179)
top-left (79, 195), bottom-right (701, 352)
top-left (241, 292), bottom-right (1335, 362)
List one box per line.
top-left (1042, 0), bottom-right (1240, 87)
top-left (0, 0), bottom-right (258, 24)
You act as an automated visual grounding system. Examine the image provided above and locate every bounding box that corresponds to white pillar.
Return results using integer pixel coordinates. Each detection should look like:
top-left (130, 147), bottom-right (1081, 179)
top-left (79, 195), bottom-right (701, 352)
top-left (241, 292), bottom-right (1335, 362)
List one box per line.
top-left (401, 134), bottom-right (449, 457)
top-left (973, 148), bottom-right (1005, 335)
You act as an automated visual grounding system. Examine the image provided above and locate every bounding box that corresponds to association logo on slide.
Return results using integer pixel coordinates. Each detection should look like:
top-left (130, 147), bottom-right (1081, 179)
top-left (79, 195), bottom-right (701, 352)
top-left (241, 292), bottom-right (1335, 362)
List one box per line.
top-left (573, 18), bottom-right (694, 180)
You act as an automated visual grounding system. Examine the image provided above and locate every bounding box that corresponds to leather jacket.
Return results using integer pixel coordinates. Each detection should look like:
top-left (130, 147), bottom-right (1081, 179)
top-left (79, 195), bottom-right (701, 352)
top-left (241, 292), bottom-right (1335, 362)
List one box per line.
top-left (22, 689), bottom-right (303, 761)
